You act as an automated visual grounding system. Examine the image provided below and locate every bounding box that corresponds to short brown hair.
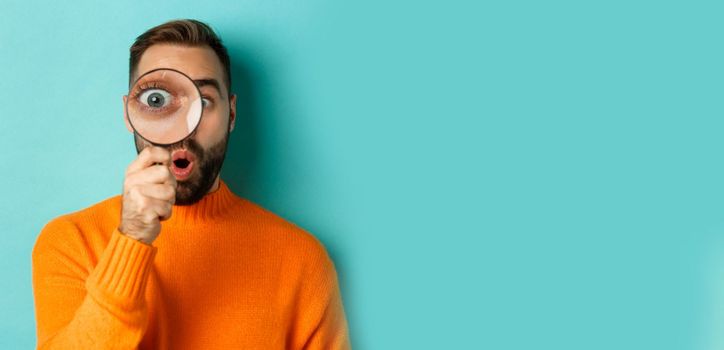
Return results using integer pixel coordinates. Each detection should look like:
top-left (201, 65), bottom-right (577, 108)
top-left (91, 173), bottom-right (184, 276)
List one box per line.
top-left (129, 19), bottom-right (232, 96)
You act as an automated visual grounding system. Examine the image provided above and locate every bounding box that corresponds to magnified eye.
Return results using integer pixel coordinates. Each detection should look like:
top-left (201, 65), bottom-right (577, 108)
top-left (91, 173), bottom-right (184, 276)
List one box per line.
top-left (139, 89), bottom-right (172, 109)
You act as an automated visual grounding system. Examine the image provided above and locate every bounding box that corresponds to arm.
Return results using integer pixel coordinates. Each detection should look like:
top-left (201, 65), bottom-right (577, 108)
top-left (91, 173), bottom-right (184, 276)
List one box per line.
top-left (32, 217), bottom-right (156, 349)
top-left (300, 244), bottom-right (352, 350)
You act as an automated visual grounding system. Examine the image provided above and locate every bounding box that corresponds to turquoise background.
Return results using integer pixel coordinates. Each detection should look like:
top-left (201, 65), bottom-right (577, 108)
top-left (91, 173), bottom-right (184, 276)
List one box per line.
top-left (2, 0), bottom-right (724, 348)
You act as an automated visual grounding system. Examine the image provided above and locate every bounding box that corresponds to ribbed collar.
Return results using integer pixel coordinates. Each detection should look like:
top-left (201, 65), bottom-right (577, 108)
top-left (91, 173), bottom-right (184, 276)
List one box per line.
top-left (165, 179), bottom-right (239, 226)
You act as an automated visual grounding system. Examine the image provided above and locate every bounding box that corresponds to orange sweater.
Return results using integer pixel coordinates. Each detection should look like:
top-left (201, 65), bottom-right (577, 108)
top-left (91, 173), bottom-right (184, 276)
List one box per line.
top-left (31, 180), bottom-right (351, 349)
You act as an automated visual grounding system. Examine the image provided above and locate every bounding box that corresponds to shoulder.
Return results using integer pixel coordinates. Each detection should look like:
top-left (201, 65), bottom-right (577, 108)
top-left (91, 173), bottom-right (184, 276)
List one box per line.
top-left (33, 195), bottom-right (122, 260)
top-left (238, 198), bottom-right (333, 267)
top-left (237, 200), bottom-right (341, 304)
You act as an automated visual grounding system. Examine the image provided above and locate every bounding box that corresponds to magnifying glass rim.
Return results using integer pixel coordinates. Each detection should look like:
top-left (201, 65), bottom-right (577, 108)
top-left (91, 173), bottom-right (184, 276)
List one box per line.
top-left (125, 67), bottom-right (205, 147)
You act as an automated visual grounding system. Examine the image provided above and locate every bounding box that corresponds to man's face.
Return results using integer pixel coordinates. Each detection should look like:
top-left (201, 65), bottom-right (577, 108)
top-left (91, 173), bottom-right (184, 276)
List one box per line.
top-left (123, 44), bottom-right (236, 205)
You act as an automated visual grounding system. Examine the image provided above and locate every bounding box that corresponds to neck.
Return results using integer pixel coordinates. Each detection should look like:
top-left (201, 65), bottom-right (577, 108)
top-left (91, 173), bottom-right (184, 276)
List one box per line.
top-left (208, 176), bottom-right (220, 193)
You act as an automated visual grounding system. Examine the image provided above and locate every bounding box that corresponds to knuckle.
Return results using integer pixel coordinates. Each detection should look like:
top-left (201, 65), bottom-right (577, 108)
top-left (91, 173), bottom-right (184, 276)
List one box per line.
top-left (142, 212), bottom-right (157, 224)
top-left (129, 185), bottom-right (141, 197)
top-left (159, 166), bottom-right (172, 179)
top-left (152, 166), bottom-right (164, 179)
top-left (137, 195), bottom-right (149, 210)
top-left (162, 186), bottom-right (174, 199)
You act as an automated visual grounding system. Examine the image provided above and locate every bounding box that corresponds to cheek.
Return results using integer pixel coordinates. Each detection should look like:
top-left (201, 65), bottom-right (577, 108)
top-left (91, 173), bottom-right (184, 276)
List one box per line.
top-left (194, 109), bottom-right (227, 147)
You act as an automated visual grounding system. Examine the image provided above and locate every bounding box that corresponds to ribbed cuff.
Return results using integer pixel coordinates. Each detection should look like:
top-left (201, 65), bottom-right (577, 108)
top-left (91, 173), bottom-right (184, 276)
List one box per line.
top-left (86, 228), bottom-right (157, 311)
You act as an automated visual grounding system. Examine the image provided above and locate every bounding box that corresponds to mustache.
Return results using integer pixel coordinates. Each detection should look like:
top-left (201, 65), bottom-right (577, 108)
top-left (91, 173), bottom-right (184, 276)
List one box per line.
top-left (136, 133), bottom-right (205, 161)
top-left (166, 137), bottom-right (205, 161)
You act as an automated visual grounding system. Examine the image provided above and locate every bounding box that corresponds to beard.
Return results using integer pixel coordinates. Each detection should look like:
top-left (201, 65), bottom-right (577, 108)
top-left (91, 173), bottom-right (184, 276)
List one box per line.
top-left (134, 128), bottom-right (230, 206)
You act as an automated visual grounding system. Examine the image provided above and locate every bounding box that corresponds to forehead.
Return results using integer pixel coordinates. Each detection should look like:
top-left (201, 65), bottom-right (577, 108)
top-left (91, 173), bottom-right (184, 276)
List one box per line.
top-left (135, 44), bottom-right (226, 91)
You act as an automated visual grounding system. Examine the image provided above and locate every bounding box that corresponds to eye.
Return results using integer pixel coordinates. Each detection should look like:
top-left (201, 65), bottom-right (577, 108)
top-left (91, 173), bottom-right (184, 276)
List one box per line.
top-left (202, 97), bottom-right (212, 108)
top-left (138, 89), bottom-right (172, 109)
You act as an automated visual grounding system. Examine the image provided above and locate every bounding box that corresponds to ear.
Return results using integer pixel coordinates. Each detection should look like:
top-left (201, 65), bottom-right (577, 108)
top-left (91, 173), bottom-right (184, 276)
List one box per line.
top-left (122, 95), bottom-right (133, 133)
top-left (228, 93), bottom-right (237, 132)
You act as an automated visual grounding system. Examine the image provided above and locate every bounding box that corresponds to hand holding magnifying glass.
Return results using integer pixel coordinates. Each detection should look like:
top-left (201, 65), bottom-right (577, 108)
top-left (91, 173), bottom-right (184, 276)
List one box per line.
top-left (118, 68), bottom-right (203, 244)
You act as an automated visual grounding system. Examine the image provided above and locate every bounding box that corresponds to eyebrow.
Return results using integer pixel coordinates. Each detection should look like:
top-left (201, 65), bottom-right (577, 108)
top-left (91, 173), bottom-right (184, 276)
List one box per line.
top-left (193, 78), bottom-right (224, 98)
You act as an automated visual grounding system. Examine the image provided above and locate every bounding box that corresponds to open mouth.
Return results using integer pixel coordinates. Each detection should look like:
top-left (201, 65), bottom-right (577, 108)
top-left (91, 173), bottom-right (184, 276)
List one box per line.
top-left (173, 158), bottom-right (190, 169)
top-left (171, 149), bottom-right (195, 180)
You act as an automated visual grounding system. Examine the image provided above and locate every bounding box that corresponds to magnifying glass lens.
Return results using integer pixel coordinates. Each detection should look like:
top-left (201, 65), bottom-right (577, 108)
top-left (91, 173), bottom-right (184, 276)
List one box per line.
top-left (127, 69), bottom-right (202, 145)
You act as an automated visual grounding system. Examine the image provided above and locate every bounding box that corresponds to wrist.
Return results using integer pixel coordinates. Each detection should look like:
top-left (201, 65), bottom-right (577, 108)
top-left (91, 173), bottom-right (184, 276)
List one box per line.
top-left (118, 227), bottom-right (153, 245)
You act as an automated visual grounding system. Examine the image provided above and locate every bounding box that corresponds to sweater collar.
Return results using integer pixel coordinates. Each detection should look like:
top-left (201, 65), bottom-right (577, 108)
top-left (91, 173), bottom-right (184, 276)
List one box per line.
top-left (165, 179), bottom-right (239, 225)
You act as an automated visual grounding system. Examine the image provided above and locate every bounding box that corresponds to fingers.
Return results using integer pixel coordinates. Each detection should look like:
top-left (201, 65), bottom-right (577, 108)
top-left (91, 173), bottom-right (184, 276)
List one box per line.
top-left (124, 164), bottom-right (176, 189)
top-left (126, 146), bottom-right (172, 175)
top-left (152, 197), bottom-right (173, 221)
top-left (139, 183), bottom-right (176, 204)
top-left (124, 186), bottom-right (174, 221)
top-left (163, 169), bottom-right (178, 189)
top-left (119, 146), bottom-right (177, 243)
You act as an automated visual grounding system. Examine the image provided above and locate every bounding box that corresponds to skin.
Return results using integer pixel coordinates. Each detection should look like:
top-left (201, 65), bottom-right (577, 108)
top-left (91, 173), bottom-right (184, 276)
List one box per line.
top-left (119, 44), bottom-right (237, 244)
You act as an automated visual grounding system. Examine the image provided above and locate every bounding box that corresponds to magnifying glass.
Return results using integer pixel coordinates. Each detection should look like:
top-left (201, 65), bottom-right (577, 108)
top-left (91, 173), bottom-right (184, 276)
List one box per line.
top-left (126, 68), bottom-right (203, 146)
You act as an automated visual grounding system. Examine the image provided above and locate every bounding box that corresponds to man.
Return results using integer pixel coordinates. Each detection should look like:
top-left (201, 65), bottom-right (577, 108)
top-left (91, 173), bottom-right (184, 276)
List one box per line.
top-left (31, 19), bottom-right (351, 349)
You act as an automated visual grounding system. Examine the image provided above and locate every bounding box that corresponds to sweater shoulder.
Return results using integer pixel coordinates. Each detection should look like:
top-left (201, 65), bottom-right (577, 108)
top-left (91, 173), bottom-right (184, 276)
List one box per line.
top-left (34, 195), bottom-right (122, 259)
top-left (62, 194), bottom-right (123, 225)
top-left (239, 198), bottom-right (332, 263)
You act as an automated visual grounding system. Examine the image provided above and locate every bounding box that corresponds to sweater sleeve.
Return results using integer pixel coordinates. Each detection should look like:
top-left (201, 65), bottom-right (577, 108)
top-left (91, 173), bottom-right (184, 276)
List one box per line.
top-left (301, 242), bottom-right (352, 350)
top-left (31, 217), bottom-right (157, 349)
